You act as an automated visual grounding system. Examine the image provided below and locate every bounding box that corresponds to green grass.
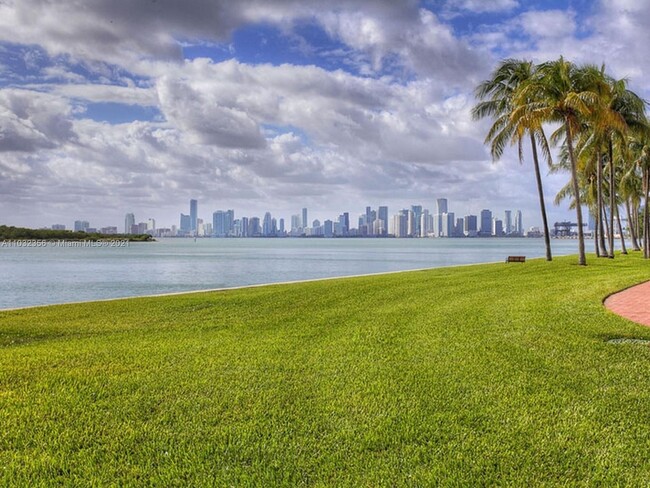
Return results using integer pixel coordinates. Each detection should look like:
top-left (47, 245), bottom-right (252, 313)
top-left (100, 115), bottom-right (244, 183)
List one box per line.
top-left (2, 253), bottom-right (650, 486)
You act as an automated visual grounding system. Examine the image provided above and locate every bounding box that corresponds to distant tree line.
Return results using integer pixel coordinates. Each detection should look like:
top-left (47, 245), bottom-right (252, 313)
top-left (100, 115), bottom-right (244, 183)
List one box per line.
top-left (0, 225), bottom-right (153, 241)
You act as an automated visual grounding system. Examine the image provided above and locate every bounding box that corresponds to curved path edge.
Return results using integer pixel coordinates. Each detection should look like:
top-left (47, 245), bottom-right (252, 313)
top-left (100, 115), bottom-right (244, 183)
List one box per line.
top-left (604, 280), bottom-right (650, 327)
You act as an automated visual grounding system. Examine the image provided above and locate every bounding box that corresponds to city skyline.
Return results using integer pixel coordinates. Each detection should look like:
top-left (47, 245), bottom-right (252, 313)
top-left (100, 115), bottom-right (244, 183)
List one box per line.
top-left (2, 2), bottom-right (644, 230)
top-left (54, 198), bottom-right (535, 239)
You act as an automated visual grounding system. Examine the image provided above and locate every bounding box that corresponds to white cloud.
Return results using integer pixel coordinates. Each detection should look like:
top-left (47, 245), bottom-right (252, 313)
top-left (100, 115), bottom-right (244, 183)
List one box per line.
top-left (445, 0), bottom-right (519, 14)
top-left (518, 10), bottom-right (576, 39)
top-left (0, 89), bottom-right (76, 152)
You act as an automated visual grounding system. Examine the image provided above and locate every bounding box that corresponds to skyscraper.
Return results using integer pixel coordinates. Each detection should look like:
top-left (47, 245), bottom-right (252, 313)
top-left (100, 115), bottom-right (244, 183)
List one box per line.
top-left (190, 199), bottom-right (198, 233)
top-left (411, 205), bottom-right (422, 237)
top-left (263, 212), bottom-right (273, 236)
top-left (514, 210), bottom-right (523, 236)
top-left (338, 212), bottom-right (349, 236)
top-left (480, 209), bottom-right (492, 237)
top-left (378, 206), bottom-right (388, 236)
top-left (436, 198), bottom-right (448, 236)
top-left (180, 214), bottom-right (191, 233)
top-left (436, 198), bottom-right (448, 214)
top-left (464, 215), bottom-right (478, 237)
top-left (124, 213), bottom-right (135, 234)
top-left (302, 208), bottom-right (308, 229)
top-left (492, 218), bottom-right (503, 236)
top-left (213, 211), bottom-right (225, 236)
top-left (420, 209), bottom-right (430, 237)
top-left (392, 210), bottom-right (409, 237)
top-left (504, 210), bottom-right (512, 235)
top-left (407, 209), bottom-right (415, 237)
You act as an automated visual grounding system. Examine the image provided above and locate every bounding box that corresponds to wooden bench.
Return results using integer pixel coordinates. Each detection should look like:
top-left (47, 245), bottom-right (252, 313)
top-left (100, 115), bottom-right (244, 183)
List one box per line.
top-left (505, 256), bottom-right (526, 263)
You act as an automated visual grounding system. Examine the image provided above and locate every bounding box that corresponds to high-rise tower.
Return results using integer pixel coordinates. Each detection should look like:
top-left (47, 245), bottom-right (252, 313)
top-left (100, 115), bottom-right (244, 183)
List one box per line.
top-left (190, 199), bottom-right (198, 232)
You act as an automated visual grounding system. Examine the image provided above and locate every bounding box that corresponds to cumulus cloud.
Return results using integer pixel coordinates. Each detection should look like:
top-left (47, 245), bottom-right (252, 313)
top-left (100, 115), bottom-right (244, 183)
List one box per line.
top-left (0, 0), bottom-right (486, 82)
top-left (0, 89), bottom-right (76, 152)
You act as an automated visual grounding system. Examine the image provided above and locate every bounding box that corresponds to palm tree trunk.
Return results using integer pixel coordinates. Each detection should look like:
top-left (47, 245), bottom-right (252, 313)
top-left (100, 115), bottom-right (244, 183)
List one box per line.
top-left (643, 168), bottom-right (650, 259)
top-left (608, 141), bottom-right (615, 258)
top-left (593, 213), bottom-right (600, 256)
top-left (626, 198), bottom-right (641, 251)
top-left (615, 203), bottom-right (627, 254)
top-left (530, 133), bottom-right (552, 261)
top-left (597, 153), bottom-right (608, 256)
top-left (601, 204), bottom-right (610, 256)
top-left (566, 125), bottom-right (587, 265)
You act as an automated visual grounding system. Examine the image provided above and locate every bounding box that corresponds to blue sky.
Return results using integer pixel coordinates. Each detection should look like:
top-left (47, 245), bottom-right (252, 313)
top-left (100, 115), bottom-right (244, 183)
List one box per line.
top-left (0, 0), bottom-right (648, 230)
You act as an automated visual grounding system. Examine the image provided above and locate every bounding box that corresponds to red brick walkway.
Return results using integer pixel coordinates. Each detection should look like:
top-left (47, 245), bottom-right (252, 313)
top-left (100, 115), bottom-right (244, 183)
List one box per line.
top-left (604, 281), bottom-right (650, 327)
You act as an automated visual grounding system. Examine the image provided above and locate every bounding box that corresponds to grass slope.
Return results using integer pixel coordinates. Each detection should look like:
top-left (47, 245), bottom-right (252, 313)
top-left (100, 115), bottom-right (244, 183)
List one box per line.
top-left (2, 253), bottom-right (650, 485)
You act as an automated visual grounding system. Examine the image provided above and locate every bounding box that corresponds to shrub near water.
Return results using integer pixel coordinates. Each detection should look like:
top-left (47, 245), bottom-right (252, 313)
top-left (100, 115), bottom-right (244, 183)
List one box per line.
top-left (2, 253), bottom-right (650, 485)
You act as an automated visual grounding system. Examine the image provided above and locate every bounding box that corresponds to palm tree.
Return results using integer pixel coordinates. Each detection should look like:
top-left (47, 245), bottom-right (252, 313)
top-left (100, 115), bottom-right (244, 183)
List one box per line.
top-left (620, 154), bottom-right (643, 251)
top-left (630, 132), bottom-right (650, 258)
top-left (472, 59), bottom-right (553, 261)
top-left (598, 75), bottom-right (646, 256)
top-left (513, 58), bottom-right (608, 266)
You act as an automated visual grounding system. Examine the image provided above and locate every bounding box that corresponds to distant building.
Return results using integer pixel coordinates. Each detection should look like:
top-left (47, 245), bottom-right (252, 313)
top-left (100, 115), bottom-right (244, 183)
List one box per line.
top-left (324, 219), bottom-right (334, 237)
top-left (411, 205), bottom-right (422, 237)
top-left (263, 212), bottom-right (274, 236)
top-left (338, 212), bottom-right (349, 236)
top-left (248, 217), bottom-right (261, 236)
top-left (454, 217), bottom-right (464, 238)
top-left (190, 199), bottom-right (198, 232)
top-left (492, 218), bottom-right (503, 237)
top-left (100, 226), bottom-right (118, 235)
top-left (435, 198), bottom-right (448, 237)
top-left (406, 209), bottom-right (415, 237)
top-left (504, 210), bottom-right (512, 235)
top-left (479, 209), bottom-right (492, 237)
top-left (124, 213), bottom-right (135, 234)
top-left (378, 206), bottom-right (388, 236)
top-left (514, 210), bottom-right (523, 236)
top-left (74, 220), bottom-right (89, 232)
top-left (464, 215), bottom-right (478, 237)
top-left (180, 213), bottom-right (191, 233)
top-left (302, 207), bottom-right (308, 229)
top-left (51, 224), bottom-right (66, 231)
top-left (392, 211), bottom-right (408, 237)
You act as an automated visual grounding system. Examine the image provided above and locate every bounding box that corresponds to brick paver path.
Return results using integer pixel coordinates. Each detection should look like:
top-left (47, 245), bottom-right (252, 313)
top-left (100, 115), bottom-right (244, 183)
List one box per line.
top-left (604, 280), bottom-right (650, 327)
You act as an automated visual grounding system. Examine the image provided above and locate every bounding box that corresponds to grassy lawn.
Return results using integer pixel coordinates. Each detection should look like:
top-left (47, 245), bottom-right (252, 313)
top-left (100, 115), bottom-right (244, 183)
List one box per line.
top-left (2, 253), bottom-right (650, 485)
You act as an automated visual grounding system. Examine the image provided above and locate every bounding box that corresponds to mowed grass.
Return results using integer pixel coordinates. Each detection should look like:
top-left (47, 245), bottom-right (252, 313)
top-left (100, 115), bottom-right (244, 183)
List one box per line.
top-left (2, 253), bottom-right (650, 486)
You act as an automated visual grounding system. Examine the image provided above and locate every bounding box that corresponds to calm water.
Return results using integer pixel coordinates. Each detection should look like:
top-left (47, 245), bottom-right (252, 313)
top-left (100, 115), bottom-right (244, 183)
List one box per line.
top-left (0, 238), bottom-right (580, 310)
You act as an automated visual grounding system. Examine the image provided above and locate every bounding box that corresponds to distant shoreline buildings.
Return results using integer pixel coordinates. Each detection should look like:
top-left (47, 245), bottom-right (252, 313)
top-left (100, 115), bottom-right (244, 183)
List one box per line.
top-left (57, 198), bottom-right (544, 238)
top-left (90, 199), bottom-right (538, 239)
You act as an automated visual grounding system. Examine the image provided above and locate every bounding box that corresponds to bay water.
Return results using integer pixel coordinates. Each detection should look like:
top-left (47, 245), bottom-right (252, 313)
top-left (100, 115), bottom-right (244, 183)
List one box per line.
top-left (0, 237), bottom-right (580, 310)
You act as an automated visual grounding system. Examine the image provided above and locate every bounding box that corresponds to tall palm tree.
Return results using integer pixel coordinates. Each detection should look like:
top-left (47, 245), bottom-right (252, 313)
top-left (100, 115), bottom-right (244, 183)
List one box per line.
top-left (472, 59), bottom-right (553, 261)
top-left (598, 75), bottom-right (646, 257)
top-left (513, 58), bottom-right (606, 266)
top-left (630, 132), bottom-right (650, 258)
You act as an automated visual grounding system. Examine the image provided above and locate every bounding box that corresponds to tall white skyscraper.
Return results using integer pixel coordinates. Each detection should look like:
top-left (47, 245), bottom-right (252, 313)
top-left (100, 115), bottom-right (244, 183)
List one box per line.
top-left (514, 210), bottom-right (523, 235)
top-left (435, 198), bottom-right (448, 237)
top-left (504, 210), bottom-right (512, 235)
top-left (407, 209), bottom-right (415, 237)
top-left (420, 209), bottom-right (430, 237)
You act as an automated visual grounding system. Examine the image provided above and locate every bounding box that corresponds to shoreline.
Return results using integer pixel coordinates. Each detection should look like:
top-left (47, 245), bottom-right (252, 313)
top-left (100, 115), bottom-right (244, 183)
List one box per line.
top-left (0, 258), bottom-right (516, 313)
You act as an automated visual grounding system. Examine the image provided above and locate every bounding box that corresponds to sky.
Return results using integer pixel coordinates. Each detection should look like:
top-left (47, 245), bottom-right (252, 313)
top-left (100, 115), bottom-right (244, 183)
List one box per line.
top-left (1, 0), bottom-right (649, 230)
